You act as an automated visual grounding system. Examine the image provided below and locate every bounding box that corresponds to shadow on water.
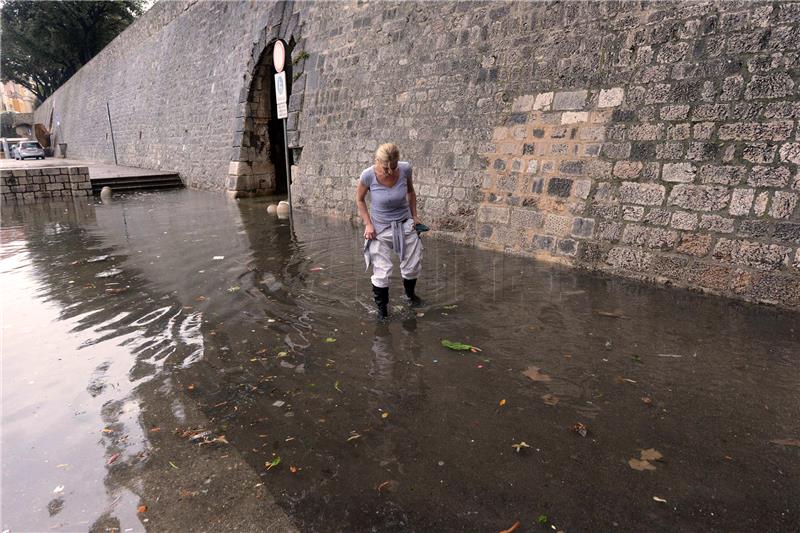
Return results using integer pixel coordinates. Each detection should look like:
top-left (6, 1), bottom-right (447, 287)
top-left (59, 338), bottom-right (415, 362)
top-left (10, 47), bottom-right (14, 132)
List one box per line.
top-left (2, 189), bottom-right (799, 532)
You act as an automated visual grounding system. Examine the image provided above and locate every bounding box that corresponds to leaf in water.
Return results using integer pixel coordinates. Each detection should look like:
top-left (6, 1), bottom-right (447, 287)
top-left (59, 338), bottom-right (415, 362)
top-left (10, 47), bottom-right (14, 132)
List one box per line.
top-left (289, 466), bottom-right (299, 473)
top-left (499, 399), bottom-right (506, 407)
top-left (542, 394), bottom-right (559, 406)
top-left (137, 505), bottom-right (147, 513)
top-left (511, 442), bottom-right (530, 453)
top-left (640, 448), bottom-right (663, 461)
top-left (227, 286), bottom-right (241, 293)
top-left (107, 453), bottom-right (120, 465)
top-left (653, 496), bottom-right (668, 503)
top-left (499, 520), bottom-right (520, 533)
top-left (381, 412), bottom-right (389, 419)
top-left (522, 366), bottom-right (552, 382)
top-left (441, 339), bottom-right (475, 351)
top-left (169, 461), bottom-right (179, 469)
top-left (334, 381), bottom-right (342, 393)
top-left (629, 448), bottom-right (663, 470)
top-left (212, 256), bottom-right (224, 260)
top-left (347, 433), bottom-right (361, 442)
top-left (266, 457), bottom-right (281, 470)
top-left (597, 310), bottom-right (627, 318)
top-left (628, 458), bottom-right (656, 471)
top-left (325, 337), bottom-right (337, 343)
top-left (769, 438), bottom-right (800, 447)
top-left (537, 515), bottom-right (548, 525)
top-left (641, 396), bottom-right (653, 406)
top-left (572, 422), bottom-right (588, 437)
top-left (442, 304), bottom-right (458, 310)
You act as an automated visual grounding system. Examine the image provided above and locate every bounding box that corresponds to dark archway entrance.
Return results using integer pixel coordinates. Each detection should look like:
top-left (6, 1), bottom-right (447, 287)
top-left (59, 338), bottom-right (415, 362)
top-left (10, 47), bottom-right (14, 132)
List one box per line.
top-left (226, 11), bottom-right (305, 199)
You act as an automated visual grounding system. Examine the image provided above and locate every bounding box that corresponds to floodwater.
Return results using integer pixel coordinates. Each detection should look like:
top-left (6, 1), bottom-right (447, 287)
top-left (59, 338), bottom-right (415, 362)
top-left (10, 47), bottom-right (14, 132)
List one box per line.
top-left (2, 190), bottom-right (798, 533)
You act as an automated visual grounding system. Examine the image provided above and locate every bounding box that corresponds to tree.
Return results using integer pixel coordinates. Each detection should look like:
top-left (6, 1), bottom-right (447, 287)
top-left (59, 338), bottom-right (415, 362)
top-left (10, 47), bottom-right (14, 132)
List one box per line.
top-left (1, 0), bottom-right (145, 104)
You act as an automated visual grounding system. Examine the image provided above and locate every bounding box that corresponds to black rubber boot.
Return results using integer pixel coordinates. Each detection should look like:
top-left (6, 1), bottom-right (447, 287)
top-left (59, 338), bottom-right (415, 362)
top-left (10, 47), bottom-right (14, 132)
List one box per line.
top-left (372, 284), bottom-right (389, 319)
top-left (402, 278), bottom-right (423, 307)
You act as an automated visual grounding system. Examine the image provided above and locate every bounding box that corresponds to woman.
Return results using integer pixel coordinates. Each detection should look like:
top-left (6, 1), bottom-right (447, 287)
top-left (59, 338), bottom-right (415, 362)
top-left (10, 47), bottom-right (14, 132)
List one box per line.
top-left (356, 143), bottom-right (423, 319)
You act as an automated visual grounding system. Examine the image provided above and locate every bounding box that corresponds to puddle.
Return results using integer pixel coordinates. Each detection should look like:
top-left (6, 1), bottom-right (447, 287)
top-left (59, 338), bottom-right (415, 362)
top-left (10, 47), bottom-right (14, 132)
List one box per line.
top-left (1, 190), bottom-right (798, 532)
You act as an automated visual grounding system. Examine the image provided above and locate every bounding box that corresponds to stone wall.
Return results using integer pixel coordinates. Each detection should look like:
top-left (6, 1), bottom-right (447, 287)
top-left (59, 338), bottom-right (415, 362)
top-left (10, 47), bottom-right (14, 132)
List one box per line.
top-left (1, 167), bottom-right (92, 202)
top-left (291, 1), bottom-right (800, 308)
top-left (33, 1), bottom-right (800, 308)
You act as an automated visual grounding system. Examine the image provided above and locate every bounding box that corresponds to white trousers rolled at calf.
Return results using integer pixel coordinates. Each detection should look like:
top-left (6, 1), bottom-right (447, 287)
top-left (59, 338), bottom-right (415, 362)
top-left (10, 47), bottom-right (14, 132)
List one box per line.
top-left (366, 219), bottom-right (423, 288)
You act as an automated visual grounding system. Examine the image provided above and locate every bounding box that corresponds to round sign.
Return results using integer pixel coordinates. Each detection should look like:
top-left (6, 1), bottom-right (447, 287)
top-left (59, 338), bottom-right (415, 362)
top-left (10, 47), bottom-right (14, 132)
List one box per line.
top-left (273, 41), bottom-right (286, 73)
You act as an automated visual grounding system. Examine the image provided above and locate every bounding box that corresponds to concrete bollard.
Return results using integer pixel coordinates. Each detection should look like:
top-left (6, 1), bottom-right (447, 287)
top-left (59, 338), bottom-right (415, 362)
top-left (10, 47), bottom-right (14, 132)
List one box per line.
top-left (266, 204), bottom-right (278, 214)
top-left (276, 201), bottom-right (290, 216)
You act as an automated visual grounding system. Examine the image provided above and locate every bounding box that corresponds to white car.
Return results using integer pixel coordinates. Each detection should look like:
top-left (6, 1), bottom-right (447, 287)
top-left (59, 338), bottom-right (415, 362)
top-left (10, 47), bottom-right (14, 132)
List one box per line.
top-left (15, 141), bottom-right (46, 160)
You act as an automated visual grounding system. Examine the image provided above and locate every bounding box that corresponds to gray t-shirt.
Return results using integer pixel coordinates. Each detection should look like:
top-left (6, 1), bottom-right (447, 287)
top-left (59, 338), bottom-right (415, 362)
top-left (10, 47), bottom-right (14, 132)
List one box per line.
top-left (359, 161), bottom-right (412, 234)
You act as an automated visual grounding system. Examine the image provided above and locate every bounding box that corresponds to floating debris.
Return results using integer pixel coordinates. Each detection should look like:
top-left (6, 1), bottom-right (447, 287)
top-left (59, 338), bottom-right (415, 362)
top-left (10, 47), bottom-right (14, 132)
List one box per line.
top-left (212, 256), bottom-right (224, 260)
top-left (87, 255), bottom-right (110, 263)
top-left (572, 422), bottom-right (588, 438)
top-left (511, 442), bottom-right (530, 453)
top-left (653, 496), bottom-right (668, 504)
top-left (522, 366), bottom-right (552, 382)
top-left (266, 457), bottom-right (281, 470)
top-left (542, 394), bottom-right (560, 406)
top-left (95, 268), bottom-right (123, 278)
top-left (629, 448), bottom-right (663, 471)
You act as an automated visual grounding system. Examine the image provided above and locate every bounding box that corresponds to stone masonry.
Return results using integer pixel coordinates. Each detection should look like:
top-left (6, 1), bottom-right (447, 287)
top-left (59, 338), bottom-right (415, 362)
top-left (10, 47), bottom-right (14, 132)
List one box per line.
top-left (1, 167), bottom-right (92, 202)
top-left (33, 1), bottom-right (800, 309)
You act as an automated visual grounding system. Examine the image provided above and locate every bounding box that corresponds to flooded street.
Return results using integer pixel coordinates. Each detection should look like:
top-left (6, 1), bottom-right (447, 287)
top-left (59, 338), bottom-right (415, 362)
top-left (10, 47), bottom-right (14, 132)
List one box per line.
top-left (2, 190), bottom-right (799, 532)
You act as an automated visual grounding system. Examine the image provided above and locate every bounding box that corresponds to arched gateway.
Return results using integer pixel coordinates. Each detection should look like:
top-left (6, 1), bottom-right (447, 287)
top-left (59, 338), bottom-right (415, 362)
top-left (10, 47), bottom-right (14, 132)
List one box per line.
top-left (226, 13), bottom-right (303, 199)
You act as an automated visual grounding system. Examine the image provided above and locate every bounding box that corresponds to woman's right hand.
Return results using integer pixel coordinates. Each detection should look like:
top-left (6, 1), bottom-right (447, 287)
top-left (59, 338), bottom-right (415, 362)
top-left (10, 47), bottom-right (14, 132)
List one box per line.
top-left (364, 223), bottom-right (376, 240)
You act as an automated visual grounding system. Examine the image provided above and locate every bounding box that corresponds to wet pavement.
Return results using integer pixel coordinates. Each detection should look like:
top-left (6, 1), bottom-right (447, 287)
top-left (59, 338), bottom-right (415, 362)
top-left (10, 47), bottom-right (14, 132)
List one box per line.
top-left (2, 189), bottom-right (799, 533)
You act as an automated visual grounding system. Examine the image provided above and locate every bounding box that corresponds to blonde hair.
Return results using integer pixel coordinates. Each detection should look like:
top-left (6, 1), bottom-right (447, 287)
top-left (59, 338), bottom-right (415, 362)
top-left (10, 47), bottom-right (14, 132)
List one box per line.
top-left (375, 143), bottom-right (400, 166)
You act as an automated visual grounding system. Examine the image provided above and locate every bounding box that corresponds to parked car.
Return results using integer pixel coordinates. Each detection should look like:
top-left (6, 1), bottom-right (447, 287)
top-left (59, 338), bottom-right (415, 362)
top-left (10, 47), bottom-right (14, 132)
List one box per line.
top-left (15, 141), bottom-right (45, 160)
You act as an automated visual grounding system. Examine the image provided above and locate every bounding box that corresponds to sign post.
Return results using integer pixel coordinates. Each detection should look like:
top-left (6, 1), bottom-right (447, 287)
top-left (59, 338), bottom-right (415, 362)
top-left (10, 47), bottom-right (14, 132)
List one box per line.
top-left (273, 41), bottom-right (291, 214)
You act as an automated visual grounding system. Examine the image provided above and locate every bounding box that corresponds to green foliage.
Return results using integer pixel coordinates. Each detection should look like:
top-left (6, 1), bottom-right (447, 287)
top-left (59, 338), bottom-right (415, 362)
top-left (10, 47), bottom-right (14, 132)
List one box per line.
top-left (291, 50), bottom-right (309, 66)
top-left (1, 0), bottom-right (145, 104)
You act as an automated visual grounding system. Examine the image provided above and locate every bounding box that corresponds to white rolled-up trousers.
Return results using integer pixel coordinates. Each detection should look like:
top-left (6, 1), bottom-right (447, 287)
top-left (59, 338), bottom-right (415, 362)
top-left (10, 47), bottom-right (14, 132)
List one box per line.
top-left (369, 219), bottom-right (423, 288)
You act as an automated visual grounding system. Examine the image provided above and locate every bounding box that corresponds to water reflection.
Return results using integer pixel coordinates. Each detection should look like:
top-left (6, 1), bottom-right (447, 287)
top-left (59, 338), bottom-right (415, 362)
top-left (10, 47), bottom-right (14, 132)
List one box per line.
top-left (2, 189), bottom-right (799, 532)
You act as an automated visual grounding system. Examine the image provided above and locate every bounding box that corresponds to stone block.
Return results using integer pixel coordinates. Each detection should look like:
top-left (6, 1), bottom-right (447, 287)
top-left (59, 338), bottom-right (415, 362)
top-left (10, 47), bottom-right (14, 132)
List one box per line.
top-left (769, 191), bottom-right (798, 219)
top-left (510, 207), bottom-right (543, 228)
top-left (605, 246), bottom-right (652, 272)
top-left (668, 185), bottom-right (730, 211)
top-left (530, 234), bottom-right (556, 252)
top-left (43, 168), bottom-right (61, 176)
top-left (745, 74), bottom-right (795, 100)
top-left (571, 217), bottom-right (595, 238)
top-left (740, 220), bottom-right (772, 239)
top-left (699, 165), bottom-right (746, 185)
top-left (729, 189), bottom-right (755, 216)
top-left (561, 112), bottom-right (588, 124)
top-left (555, 238), bottom-right (578, 256)
top-left (558, 161), bottom-right (584, 175)
top-left (628, 124), bottom-right (664, 141)
top-left (622, 205), bottom-right (645, 221)
top-left (622, 224), bottom-right (678, 250)
top-left (511, 94), bottom-right (535, 112)
top-left (779, 143), bottom-right (800, 164)
top-left (677, 233), bottom-right (712, 256)
top-left (547, 177), bottom-right (573, 197)
top-left (477, 205), bottom-right (509, 224)
top-left (774, 222), bottom-right (800, 244)
top-left (686, 262), bottom-right (732, 291)
top-left (532, 92), bottom-right (553, 111)
top-left (713, 239), bottom-right (791, 271)
top-left (662, 162), bottom-right (696, 183)
top-left (602, 142), bottom-right (631, 159)
top-left (644, 208), bottom-right (671, 226)
top-left (573, 179), bottom-right (591, 199)
top-left (718, 120), bottom-right (794, 141)
top-left (543, 214), bottom-right (572, 236)
top-left (656, 143), bottom-right (684, 160)
top-left (748, 166), bottom-right (790, 188)
top-left (552, 90), bottom-right (588, 110)
top-left (579, 126), bottom-right (604, 142)
top-left (660, 105), bottom-right (690, 120)
top-left (671, 211), bottom-right (698, 230)
top-left (754, 192), bottom-right (769, 216)
top-left (598, 88), bottom-right (624, 108)
top-left (748, 273), bottom-right (800, 308)
top-left (619, 182), bottom-right (665, 206)
top-left (699, 214), bottom-right (735, 233)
